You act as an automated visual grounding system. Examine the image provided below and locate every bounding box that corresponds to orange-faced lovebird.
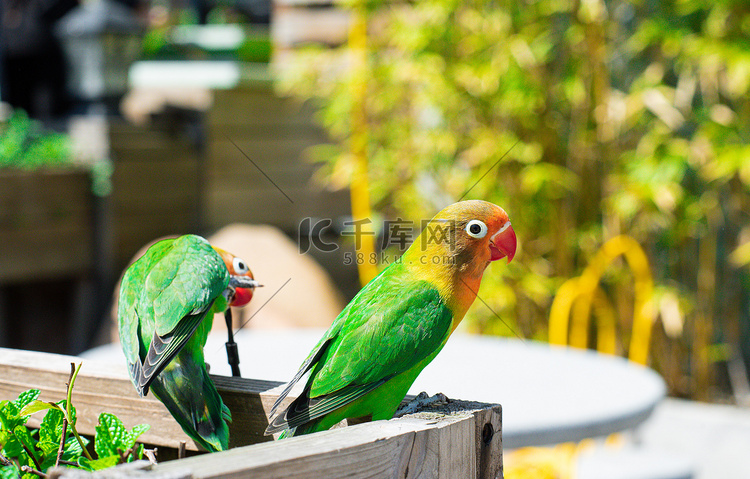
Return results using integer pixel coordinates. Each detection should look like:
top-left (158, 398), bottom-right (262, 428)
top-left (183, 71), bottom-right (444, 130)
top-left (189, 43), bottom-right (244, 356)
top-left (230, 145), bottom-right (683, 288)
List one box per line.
top-left (266, 200), bottom-right (516, 437)
top-left (118, 234), bottom-right (259, 451)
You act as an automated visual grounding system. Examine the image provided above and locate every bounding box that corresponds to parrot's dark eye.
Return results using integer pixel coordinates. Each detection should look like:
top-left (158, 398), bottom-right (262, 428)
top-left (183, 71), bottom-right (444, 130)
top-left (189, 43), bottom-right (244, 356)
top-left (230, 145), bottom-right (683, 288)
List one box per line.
top-left (466, 220), bottom-right (488, 239)
top-left (232, 257), bottom-right (249, 275)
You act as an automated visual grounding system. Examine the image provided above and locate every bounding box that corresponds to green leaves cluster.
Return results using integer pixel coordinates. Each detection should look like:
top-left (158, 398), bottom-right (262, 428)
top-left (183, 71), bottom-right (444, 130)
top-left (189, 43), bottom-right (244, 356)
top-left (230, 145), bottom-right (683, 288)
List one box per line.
top-left (0, 367), bottom-right (149, 478)
top-left (1, 390), bottom-right (84, 477)
top-left (0, 110), bottom-right (71, 171)
top-left (278, 0), bottom-right (750, 397)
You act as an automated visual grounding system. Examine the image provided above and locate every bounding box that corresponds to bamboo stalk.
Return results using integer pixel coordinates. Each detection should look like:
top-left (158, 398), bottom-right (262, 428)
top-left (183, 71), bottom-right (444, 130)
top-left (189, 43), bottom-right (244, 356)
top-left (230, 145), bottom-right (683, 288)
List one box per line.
top-left (348, 5), bottom-right (378, 286)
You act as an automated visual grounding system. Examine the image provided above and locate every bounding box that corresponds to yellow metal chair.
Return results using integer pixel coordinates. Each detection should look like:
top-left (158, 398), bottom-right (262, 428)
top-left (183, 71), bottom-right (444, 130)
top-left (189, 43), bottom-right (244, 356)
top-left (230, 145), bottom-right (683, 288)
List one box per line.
top-left (549, 235), bottom-right (656, 365)
top-left (507, 235), bottom-right (657, 479)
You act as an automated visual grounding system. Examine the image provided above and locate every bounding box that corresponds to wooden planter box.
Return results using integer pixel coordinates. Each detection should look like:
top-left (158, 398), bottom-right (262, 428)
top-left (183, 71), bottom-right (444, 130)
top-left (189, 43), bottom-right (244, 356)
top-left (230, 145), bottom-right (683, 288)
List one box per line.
top-left (0, 348), bottom-right (503, 478)
top-left (0, 169), bottom-right (93, 284)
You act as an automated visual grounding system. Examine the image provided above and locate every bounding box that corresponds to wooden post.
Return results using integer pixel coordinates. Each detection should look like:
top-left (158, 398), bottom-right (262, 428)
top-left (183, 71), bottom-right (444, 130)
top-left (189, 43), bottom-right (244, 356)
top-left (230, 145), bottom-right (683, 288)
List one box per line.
top-left (0, 348), bottom-right (502, 478)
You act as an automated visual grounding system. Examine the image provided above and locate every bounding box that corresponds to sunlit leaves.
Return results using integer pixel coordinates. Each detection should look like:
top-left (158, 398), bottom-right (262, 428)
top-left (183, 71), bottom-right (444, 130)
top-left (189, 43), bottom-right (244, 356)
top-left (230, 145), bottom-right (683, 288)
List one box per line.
top-left (278, 0), bottom-right (750, 346)
top-left (94, 413), bottom-right (149, 462)
top-left (1, 386), bottom-right (150, 477)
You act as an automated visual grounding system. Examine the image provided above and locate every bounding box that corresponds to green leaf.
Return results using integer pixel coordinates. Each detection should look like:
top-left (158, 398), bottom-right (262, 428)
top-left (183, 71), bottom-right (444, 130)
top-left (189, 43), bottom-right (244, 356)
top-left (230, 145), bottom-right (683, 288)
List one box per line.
top-left (11, 427), bottom-right (36, 463)
top-left (91, 414), bottom-right (149, 466)
top-left (38, 440), bottom-right (62, 471)
top-left (36, 440), bottom-right (59, 457)
top-left (77, 455), bottom-right (119, 472)
top-left (0, 404), bottom-right (19, 432)
top-left (38, 406), bottom-right (65, 444)
top-left (13, 391), bottom-right (40, 413)
top-left (94, 413), bottom-right (126, 459)
top-left (62, 435), bottom-right (87, 463)
top-left (0, 465), bottom-right (20, 479)
top-left (19, 401), bottom-right (60, 418)
top-left (1, 435), bottom-right (24, 459)
top-left (0, 401), bottom-right (10, 430)
top-left (1, 391), bottom-right (41, 434)
top-left (124, 424), bottom-right (150, 451)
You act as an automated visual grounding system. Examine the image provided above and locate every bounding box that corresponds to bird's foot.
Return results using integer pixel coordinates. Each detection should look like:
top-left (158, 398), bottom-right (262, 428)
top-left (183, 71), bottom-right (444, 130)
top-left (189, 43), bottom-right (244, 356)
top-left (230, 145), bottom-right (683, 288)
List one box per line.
top-left (394, 392), bottom-right (449, 417)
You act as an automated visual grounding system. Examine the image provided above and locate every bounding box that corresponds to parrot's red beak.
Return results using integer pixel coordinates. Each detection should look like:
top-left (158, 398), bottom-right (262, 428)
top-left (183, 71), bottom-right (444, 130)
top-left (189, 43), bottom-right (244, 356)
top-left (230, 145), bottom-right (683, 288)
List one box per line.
top-left (489, 222), bottom-right (516, 263)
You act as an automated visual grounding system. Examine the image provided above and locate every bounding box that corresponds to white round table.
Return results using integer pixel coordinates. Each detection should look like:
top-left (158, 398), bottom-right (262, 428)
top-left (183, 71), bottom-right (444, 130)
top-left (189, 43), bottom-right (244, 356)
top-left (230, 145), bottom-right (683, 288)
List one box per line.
top-left (82, 328), bottom-right (666, 449)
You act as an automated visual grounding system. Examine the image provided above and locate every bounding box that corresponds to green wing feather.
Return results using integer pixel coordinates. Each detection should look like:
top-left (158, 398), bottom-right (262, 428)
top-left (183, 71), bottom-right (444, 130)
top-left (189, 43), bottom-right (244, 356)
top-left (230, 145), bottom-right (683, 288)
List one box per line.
top-left (148, 334), bottom-right (231, 453)
top-left (117, 235), bottom-right (232, 451)
top-left (266, 263), bottom-right (453, 435)
top-left (118, 235), bottom-right (229, 394)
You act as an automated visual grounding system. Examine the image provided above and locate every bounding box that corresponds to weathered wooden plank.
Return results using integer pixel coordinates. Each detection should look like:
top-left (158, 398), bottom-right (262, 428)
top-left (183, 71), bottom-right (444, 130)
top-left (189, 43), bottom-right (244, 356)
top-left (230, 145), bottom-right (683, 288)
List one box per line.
top-left (0, 348), bottom-right (282, 451)
top-left (446, 414), bottom-right (477, 477)
top-left (474, 404), bottom-right (503, 479)
top-left (205, 186), bottom-right (350, 233)
top-left (0, 169), bottom-right (93, 282)
top-left (275, 0), bottom-right (335, 7)
top-left (107, 119), bottom-right (203, 272)
top-left (207, 122), bottom-right (325, 142)
top-left (0, 348), bottom-right (503, 478)
top-left (113, 212), bottom-right (199, 270)
top-left (164, 421), bottom-right (446, 478)
top-left (109, 134), bottom-right (196, 154)
top-left (206, 89), bottom-right (319, 129)
top-left (0, 225), bottom-right (93, 282)
top-left (203, 84), bottom-right (344, 237)
top-left (0, 170), bottom-right (91, 224)
top-left (110, 150), bottom-right (197, 169)
top-left (205, 171), bottom-right (326, 196)
top-left (206, 137), bottom-right (327, 172)
top-left (137, 410), bottom-right (496, 479)
top-left (112, 190), bottom-right (198, 216)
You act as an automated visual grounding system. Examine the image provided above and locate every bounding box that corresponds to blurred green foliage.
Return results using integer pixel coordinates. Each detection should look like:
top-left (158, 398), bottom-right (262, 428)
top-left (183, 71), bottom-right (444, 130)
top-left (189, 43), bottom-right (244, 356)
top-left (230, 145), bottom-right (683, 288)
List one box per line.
top-left (0, 110), bottom-right (71, 170)
top-left (0, 109), bottom-right (112, 197)
top-left (277, 0), bottom-right (750, 399)
top-left (139, 5), bottom-right (271, 63)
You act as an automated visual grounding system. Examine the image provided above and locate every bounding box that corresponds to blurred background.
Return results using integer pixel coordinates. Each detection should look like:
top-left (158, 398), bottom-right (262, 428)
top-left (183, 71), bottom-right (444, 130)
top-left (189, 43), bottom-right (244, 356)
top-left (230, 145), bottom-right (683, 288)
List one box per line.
top-left (1, 0), bottom-right (750, 413)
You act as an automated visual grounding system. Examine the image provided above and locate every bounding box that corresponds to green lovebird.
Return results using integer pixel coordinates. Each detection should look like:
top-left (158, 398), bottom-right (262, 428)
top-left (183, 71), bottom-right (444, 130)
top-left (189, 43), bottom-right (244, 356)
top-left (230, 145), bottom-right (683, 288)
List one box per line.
top-left (118, 234), bottom-right (259, 452)
top-left (266, 200), bottom-right (517, 438)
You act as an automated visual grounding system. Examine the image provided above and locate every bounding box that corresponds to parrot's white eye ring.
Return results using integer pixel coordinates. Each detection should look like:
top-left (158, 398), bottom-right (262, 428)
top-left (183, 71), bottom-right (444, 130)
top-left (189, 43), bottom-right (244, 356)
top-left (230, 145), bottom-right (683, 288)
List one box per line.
top-left (233, 257), bottom-right (249, 275)
top-left (465, 220), bottom-right (488, 239)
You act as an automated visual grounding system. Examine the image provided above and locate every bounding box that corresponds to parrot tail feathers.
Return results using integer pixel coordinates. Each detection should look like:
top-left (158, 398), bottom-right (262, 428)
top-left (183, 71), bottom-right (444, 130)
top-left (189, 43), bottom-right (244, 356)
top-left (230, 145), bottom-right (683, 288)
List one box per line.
top-left (150, 360), bottom-right (230, 452)
top-left (277, 427), bottom-right (298, 439)
top-left (222, 402), bottom-right (232, 424)
top-left (265, 377), bottom-right (391, 436)
top-left (128, 361), bottom-right (149, 397)
top-left (269, 337), bottom-right (334, 417)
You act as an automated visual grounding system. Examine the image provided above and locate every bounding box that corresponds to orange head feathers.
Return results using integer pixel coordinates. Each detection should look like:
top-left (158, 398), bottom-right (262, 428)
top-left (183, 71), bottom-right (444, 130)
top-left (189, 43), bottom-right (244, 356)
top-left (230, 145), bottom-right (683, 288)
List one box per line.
top-left (212, 247), bottom-right (258, 307)
top-left (403, 200), bottom-right (517, 320)
top-left (405, 200), bottom-right (516, 269)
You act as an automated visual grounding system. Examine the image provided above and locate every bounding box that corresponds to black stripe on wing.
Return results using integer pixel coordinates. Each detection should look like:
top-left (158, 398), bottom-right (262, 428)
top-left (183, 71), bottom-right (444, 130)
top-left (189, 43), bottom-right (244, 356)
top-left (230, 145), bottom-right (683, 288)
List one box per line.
top-left (268, 337), bottom-right (334, 418)
top-left (265, 376), bottom-right (392, 434)
top-left (129, 361), bottom-right (146, 397)
top-left (136, 311), bottom-right (207, 395)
